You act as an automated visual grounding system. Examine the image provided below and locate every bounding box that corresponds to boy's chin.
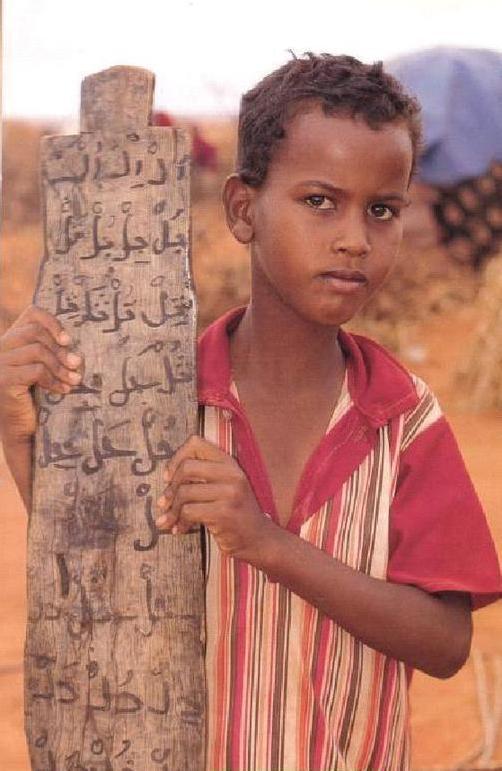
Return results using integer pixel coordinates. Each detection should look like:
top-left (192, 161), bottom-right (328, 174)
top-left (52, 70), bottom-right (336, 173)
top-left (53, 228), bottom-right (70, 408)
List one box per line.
top-left (296, 306), bottom-right (360, 329)
top-left (302, 298), bottom-right (366, 328)
top-left (273, 288), bottom-right (367, 328)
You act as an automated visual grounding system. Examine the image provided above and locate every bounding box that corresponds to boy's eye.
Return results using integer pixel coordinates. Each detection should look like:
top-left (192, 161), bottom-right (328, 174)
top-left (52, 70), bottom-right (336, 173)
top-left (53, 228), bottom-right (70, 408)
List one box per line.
top-left (368, 203), bottom-right (396, 221)
top-left (304, 195), bottom-right (335, 210)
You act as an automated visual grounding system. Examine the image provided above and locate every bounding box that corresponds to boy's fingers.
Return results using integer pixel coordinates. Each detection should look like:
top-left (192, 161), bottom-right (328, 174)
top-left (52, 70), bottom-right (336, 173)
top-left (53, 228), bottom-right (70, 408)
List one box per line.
top-left (3, 345), bottom-right (82, 388)
top-left (173, 515), bottom-right (203, 536)
top-left (165, 436), bottom-right (230, 481)
top-left (176, 503), bottom-right (208, 531)
top-left (173, 482), bottom-right (225, 508)
top-left (158, 503), bottom-right (207, 535)
top-left (13, 305), bottom-right (70, 346)
top-left (6, 362), bottom-right (72, 394)
top-left (169, 459), bottom-right (235, 488)
top-left (156, 482), bottom-right (223, 530)
top-left (155, 510), bottom-right (178, 531)
top-left (0, 321), bottom-right (83, 369)
top-left (0, 323), bottom-right (60, 359)
top-left (167, 484), bottom-right (227, 534)
top-left (156, 482), bottom-right (221, 519)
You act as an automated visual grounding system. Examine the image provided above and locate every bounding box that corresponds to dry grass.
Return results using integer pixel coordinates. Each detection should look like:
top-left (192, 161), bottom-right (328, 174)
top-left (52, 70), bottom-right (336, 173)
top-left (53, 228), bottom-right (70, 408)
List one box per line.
top-left (455, 252), bottom-right (502, 411)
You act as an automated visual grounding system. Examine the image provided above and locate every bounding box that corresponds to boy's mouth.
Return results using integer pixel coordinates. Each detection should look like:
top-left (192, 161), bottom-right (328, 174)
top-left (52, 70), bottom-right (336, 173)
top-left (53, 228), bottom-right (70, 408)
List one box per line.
top-left (318, 268), bottom-right (368, 293)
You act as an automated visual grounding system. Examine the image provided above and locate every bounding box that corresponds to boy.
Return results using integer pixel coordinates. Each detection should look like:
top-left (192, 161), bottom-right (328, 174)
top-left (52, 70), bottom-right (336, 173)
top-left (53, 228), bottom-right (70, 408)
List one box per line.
top-left (1, 54), bottom-right (500, 770)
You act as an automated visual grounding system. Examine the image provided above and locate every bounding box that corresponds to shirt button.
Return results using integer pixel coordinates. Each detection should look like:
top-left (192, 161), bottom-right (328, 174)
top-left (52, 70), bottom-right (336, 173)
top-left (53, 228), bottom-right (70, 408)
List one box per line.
top-left (222, 409), bottom-right (233, 421)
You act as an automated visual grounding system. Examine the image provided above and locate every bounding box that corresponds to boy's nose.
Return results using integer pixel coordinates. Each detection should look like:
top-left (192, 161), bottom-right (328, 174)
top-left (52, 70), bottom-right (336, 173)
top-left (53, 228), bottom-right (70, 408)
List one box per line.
top-left (330, 212), bottom-right (370, 258)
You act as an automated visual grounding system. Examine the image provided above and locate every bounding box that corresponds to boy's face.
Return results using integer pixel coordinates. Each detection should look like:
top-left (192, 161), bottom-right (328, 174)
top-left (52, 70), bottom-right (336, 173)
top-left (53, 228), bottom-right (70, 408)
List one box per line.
top-left (230, 107), bottom-right (413, 327)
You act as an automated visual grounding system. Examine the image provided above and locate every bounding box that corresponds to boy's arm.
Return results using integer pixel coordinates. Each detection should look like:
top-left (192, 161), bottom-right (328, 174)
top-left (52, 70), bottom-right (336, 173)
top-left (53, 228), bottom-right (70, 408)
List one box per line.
top-left (0, 305), bottom-right (84, 513)
top-left (249, 524), bottom-right (472, 679)
top-left (156, 435), bottom-right (472, 680)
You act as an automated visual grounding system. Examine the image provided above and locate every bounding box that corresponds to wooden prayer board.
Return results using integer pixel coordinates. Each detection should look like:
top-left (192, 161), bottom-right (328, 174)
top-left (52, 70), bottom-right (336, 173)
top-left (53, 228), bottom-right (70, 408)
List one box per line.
top-left (24, 66), bottom-right (206, 771)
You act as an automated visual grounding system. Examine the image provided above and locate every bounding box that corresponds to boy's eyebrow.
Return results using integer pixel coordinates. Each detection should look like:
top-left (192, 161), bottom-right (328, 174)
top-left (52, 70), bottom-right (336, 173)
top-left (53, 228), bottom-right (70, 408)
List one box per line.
top-left (377, 193), bottom-right (412, 206)
top-left (297, 180), bottom-right (411, 205)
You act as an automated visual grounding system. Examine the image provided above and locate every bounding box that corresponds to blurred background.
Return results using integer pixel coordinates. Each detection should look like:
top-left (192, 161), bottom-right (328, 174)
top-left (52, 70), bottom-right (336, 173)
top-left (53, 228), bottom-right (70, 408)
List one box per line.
top-left (2, 1), bottom-right (502, 768)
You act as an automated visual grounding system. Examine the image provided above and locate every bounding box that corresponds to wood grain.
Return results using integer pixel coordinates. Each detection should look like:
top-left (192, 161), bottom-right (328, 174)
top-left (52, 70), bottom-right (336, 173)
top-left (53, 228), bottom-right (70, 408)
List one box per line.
top-left (25, 66), bottom-right (205, 770)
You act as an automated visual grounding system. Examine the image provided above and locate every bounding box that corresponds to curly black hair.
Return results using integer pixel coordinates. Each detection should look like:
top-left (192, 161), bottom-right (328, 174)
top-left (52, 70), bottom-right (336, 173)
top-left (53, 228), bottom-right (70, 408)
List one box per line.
top-left (237, 52), bottom-right (422, 186)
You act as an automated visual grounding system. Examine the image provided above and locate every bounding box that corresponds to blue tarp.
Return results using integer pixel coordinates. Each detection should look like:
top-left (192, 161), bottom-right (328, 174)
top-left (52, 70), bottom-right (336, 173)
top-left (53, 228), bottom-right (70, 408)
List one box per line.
top-left (386, 47), bottom-right (502, 186)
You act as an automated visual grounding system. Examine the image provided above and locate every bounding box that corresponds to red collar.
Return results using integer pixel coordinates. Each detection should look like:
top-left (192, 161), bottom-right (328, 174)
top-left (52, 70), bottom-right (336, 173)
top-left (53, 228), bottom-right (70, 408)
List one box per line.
top-left (197, 306), bottom-right (419, 428)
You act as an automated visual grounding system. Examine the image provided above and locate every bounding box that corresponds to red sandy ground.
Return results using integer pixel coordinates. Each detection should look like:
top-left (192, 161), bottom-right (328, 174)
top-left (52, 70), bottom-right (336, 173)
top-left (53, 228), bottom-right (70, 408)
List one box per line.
top-left (0, 306), bottom-right (501, 770)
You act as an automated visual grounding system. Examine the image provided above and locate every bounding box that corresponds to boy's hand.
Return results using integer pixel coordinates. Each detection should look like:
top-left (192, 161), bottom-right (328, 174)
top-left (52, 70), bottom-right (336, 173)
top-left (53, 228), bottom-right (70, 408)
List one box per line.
top-left (156, 435), bottom-right (275, 563)
top-left (0, 305), bottom-right (83, 442)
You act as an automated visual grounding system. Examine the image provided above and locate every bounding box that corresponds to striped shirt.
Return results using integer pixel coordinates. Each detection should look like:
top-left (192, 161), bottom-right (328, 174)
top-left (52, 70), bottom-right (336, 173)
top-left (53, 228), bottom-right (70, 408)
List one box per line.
top-left (197, 307), bottom-right (501, 771)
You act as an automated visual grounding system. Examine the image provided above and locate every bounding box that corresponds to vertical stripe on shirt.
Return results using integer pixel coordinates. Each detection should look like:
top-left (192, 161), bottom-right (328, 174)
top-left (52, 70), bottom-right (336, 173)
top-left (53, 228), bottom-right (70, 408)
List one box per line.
top-left (202, 396), bottom-right (411, 770)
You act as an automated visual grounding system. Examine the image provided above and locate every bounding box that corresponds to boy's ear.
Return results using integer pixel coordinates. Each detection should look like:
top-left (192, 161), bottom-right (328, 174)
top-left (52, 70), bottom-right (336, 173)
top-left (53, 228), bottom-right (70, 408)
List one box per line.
top-left (222, 174), bottom-right (255, 244)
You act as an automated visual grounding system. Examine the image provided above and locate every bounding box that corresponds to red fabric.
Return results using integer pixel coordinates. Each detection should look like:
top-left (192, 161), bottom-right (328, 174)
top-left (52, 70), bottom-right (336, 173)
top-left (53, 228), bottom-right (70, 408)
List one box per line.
top-left (152, 110), bottom-right (174, 127)
top-left (388, 416), bottom-right (501, 609)
top-left (152, 112), bottom-right (218, 169)
top-left (192, 127), bottom-right (218, 170)
top-left (197, 306), bottom-right (502, 610)
top-left (197, 308), bottom-right (417, 530)
top-left (198, 306), bottom-right (419, 423)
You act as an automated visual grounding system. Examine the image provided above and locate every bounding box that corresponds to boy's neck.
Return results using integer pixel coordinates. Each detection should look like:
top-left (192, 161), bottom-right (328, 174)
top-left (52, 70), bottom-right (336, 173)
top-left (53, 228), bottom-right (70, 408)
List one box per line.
top-left (229, 293), bottom-right (344, 393)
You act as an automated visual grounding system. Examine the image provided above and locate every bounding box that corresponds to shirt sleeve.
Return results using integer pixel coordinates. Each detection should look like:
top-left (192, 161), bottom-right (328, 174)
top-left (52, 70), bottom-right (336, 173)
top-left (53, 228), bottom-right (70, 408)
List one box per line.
top-left (387, 391), bottom-right (501, 611)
